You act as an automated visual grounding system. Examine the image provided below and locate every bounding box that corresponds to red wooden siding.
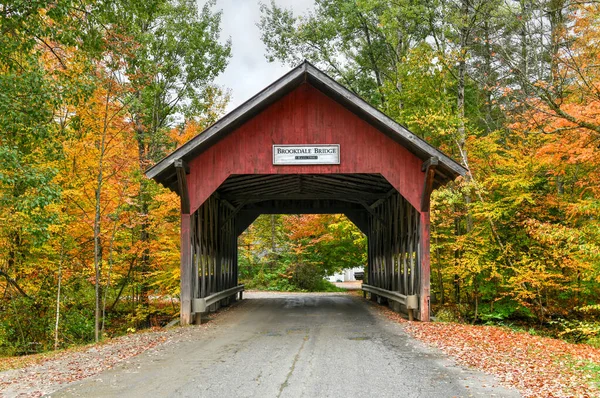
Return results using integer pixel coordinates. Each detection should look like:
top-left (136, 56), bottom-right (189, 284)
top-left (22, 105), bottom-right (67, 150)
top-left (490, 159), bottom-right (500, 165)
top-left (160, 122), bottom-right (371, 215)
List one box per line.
top-left (187, 83), bottom-right (425, 214)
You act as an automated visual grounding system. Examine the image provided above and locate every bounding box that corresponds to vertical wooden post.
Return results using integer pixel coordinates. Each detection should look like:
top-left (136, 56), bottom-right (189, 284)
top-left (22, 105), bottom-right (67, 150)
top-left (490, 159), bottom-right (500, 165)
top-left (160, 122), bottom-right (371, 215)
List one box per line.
top-left (366, 217), bottom-right (371, 285)
top-left (233, 231), bottom-right (238, 287)
top-left (419, 211), bottom-right (431, 322)
top-left (180, 213), bottom-right (193, 325)
top-left (417, 157), bottom-right (437, 322)
top-left (175, 159), bottom-right (192, 326)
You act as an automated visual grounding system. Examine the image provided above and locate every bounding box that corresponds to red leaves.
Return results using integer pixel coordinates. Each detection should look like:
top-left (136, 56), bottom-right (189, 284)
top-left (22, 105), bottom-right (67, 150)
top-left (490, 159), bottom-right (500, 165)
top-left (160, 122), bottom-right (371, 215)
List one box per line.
top-left (404, 321), bottom-right (600, 397)
top-left (374, 303), bottom-right (600, 397)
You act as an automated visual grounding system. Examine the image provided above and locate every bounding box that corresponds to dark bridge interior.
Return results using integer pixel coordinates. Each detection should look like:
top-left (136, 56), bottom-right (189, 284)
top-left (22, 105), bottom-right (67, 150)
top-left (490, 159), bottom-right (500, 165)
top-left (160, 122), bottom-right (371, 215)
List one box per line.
top-left (216, 173), bottom-right (395, 235)
top-left (187, 172), bottom-right (423, 321)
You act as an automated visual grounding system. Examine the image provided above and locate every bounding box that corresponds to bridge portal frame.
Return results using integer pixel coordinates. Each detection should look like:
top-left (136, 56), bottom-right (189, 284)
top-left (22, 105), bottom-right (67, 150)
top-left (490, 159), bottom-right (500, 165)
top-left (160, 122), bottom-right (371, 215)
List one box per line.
top-left (147, 62), bottom-right (466, 325)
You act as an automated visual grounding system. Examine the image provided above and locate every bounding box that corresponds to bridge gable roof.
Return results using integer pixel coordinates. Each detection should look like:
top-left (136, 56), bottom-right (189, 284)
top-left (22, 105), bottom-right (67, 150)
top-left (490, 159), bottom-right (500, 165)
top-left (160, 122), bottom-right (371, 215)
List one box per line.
top-left (146, 61), bottom-right (467, 189)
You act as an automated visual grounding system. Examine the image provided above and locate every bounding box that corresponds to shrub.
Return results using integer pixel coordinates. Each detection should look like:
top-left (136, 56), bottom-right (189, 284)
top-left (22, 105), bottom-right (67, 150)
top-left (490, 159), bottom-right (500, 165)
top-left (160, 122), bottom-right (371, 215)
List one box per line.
top-left (289, 263), bottom-right (323, 291)
top-left (435, 307), bottom-right (459, 322)
top-left (551, 319), bottom-right (600, 344)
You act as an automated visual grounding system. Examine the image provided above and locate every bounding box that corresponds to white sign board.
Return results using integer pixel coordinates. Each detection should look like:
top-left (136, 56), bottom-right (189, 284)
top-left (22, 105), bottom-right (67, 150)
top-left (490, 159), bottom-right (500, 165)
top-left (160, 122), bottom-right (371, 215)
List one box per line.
top-left (273, 144), bottom-right (340, 165)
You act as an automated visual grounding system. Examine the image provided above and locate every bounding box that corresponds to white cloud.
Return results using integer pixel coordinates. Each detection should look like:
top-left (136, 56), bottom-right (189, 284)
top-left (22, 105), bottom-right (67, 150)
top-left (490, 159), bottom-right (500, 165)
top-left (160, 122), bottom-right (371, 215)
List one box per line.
top-left (206, 0), bottom-right (314, 111)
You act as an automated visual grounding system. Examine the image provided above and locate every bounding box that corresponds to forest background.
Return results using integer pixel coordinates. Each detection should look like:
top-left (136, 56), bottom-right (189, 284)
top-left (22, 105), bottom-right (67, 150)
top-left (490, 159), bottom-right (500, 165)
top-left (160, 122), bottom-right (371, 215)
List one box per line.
top-left (1, 0), bottom-right (599, 356)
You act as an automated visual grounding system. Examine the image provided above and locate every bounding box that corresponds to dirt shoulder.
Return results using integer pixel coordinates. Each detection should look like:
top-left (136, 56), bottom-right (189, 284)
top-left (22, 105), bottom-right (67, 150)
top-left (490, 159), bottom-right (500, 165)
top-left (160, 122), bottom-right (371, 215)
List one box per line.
top-left (3, 294), bottom-right (599, 398)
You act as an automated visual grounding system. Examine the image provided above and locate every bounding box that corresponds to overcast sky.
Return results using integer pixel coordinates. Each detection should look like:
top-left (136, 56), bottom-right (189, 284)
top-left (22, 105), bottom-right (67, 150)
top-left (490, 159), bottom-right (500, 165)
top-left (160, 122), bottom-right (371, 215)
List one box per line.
top-left (208, 0), bottom-right (314, 111)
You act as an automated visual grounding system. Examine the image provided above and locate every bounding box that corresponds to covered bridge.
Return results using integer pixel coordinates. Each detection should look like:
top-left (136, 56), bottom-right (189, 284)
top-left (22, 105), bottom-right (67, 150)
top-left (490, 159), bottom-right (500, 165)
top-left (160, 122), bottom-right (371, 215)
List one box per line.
top-left (146, 61), bottom-right (466, 325)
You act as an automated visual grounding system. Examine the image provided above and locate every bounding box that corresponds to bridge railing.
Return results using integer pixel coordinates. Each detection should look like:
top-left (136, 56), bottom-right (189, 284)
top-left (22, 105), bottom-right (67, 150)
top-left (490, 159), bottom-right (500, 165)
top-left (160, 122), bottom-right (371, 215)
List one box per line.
top-left (362, 283), bottom-right (419, 320)
top-left (362, 284), bottom-right (406, 305)
top-left (192, 284), bottom-right (244, 314)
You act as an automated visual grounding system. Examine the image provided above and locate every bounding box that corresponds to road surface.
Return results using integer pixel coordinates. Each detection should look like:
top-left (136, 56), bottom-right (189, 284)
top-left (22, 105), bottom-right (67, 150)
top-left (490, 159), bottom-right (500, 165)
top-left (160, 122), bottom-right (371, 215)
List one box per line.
top-left (50, 292), bottom-right (520, 398)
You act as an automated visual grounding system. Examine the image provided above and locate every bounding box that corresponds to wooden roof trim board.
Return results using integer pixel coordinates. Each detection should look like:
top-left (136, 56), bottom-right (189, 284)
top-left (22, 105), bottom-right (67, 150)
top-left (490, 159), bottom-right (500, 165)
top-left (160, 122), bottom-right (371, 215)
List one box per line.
top-left (146, 61), bottom-right (467, 187)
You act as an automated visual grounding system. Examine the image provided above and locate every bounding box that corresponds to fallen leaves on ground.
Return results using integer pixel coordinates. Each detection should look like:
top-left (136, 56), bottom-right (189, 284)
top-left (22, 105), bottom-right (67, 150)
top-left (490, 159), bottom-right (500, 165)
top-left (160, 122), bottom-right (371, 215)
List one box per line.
top-left (0, 304), bottom-right (239, 398)
top-left (0, 330), bottom-right (171, 398)
top-left (376, 304), bottom-right (600, 398)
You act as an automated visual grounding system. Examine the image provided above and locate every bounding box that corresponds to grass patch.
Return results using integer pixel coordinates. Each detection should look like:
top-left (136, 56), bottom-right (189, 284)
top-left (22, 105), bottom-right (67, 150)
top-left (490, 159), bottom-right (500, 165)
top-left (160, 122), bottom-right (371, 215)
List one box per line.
top-left (313, 279), bottom-right (346, 292)
top-left (571, 360), bottom-right (600, 390)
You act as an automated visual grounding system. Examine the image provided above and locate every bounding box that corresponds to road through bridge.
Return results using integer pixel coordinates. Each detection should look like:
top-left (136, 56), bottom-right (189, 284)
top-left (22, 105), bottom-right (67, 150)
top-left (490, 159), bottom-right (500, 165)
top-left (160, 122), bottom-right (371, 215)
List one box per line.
top-left (52, 292), bottom-right (520, 398)
top-left (146, 61), bottom-right (467, 325)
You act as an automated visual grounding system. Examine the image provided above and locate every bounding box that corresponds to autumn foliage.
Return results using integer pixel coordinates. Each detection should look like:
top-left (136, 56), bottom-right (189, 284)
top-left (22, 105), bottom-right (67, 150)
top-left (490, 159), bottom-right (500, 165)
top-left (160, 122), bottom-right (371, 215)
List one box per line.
top-left (0, 0), bottom-right (230, 354)
top-left (1, 0), bottom-right (599, 369)
top-left (257, 0), bottom-right (600, 346)
top-left (238, 214), bottom-right (364, 292)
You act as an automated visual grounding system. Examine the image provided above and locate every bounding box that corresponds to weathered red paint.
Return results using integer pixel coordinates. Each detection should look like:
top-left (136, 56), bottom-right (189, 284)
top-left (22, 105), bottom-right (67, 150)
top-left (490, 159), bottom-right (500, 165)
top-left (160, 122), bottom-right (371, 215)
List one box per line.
top-left (186, 83), bottom-right (426, 214)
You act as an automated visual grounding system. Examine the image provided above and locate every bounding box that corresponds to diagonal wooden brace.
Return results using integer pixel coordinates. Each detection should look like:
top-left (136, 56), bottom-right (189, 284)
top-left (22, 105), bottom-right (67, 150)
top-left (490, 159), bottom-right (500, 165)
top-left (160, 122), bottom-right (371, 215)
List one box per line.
top-left (420, 157), bottom-right (439, 213)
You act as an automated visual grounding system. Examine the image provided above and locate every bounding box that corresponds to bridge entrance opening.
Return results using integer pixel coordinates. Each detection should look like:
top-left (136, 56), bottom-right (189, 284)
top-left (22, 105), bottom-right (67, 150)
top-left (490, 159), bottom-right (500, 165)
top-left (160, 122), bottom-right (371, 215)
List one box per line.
top-left (237, 212), bottom-right (366, 293)
top-left (146, 62), bottom-right (466, 325)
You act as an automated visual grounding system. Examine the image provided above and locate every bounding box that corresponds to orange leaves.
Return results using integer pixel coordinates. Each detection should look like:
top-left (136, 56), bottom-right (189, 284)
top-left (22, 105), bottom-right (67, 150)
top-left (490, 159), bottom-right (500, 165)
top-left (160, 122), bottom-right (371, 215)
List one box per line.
top-left (283, 214), bottom-right (330, 241)
top-left (147, 190), bottom-right (180, 295)
top-left (60, 71), bottom-right (135, 227)
top-left (170, 121), bottom-right (201, 148)
top-left (402, 320), bottom-right (600, 398)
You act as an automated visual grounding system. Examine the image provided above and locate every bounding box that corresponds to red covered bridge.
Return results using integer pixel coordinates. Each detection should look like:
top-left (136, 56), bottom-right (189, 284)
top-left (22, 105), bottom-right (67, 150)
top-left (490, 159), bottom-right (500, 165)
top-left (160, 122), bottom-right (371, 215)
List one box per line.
top-left (146, 61), bottom-right (466, 325)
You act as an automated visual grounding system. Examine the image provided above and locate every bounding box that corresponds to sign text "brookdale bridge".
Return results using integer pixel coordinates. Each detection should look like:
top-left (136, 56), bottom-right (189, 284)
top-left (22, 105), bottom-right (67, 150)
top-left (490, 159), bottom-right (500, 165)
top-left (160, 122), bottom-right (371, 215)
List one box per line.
top-left (273, 144), bottom-right (340, 165)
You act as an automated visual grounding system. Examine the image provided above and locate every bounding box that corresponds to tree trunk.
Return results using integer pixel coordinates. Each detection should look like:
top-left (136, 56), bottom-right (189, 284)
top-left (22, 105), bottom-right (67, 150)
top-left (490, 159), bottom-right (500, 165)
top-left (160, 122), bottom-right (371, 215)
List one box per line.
top-left (433, 226), bottom-right (444, 305)
top-left (457, 0), bottom-right (468, 151)
top-left (548, 0), bottom-right (565, 88)
top-left (358, 12), bottom-right (386, 108)
top-left (472, 280), bottom-right (479, 324)
top-left (94, 162), bottom-right (104, 342)
top-left (395, 25), bottom-right (404, 111)
top-left (520, 0), bottom-right (529, 92)
top-left (93, 80), bottom-right (113, 342)
top-left (270, 214), bottom-right (276, 271)
top-left (54, 242), bottom-right (64, 350)
top-left (93, 153), bottom-right (104, 343)
top-left (109, 257), bottom-right (136, 313)
top-left (457, 0), bottom-right (474, 233)
top-left (483, 18), bottom-right (493, 132)
top-left (102, 208), bottom-right (122, 334)
top-left (134, 102), bottom-right (151, 321)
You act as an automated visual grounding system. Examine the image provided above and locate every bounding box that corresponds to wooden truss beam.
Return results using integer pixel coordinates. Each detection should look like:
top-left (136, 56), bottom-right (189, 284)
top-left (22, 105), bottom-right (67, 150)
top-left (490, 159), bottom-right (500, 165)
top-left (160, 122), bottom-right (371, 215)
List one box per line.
top-left (359, 200), bottom-right (386, 224)
top-left (369, 188), bottom-right (397, 209)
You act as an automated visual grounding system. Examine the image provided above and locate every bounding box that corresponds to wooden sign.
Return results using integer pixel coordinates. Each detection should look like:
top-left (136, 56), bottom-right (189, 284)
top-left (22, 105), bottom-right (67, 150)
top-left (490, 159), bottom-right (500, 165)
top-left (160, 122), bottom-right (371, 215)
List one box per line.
top-left (273, 144), bottom-right (340, 165)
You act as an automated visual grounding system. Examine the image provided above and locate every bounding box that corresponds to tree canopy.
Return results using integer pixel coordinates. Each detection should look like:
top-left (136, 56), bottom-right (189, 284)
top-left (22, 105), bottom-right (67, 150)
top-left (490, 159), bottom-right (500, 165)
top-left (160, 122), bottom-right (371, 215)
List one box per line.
top-left (258, 0), bottom-right (600, 337)
top-left (1, 0), bottom-right (599, 355)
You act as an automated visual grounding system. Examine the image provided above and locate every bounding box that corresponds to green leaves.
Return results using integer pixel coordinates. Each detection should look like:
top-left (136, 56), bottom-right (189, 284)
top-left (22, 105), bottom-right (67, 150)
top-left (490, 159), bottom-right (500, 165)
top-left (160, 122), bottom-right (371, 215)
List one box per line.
top-left (104, 0), bottom-right (231, 163)
top-left (0, 0), bottom-right (230, 352)
top-left (238, 214), bottom-right (365, 291)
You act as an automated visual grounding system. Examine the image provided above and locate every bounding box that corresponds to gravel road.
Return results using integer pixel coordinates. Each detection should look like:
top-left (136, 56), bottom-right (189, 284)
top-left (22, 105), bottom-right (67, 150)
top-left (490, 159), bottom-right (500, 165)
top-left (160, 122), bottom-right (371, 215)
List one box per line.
top-left (49, 292), bottom-right (520, 398)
